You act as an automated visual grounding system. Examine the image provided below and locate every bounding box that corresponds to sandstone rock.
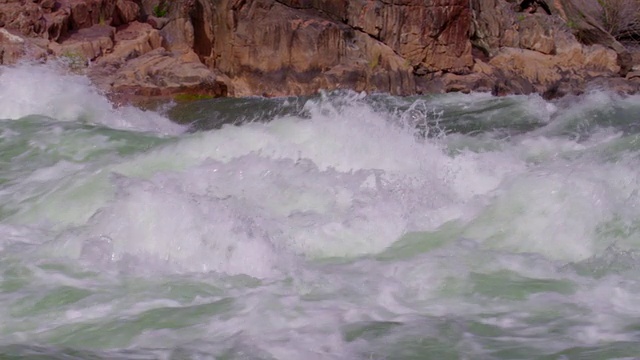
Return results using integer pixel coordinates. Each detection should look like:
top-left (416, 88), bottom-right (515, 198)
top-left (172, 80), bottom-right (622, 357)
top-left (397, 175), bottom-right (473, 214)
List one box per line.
top-left (0, 1), bottom-right (46, 37)
top-left (159, 17), bottom-right (194, 51)
top-left (346, 0), bottom-right (473, 73)
top-left (466, 0), bottom-right (629, 96)
top-left (0, 28), bottom-right (25, 64)
top-left (274, 0), bottom-right (473, 73)
top-left (0, 0), bottom-right (120, 42)
top-left (107, 48), bottom-right (228, 99)
top-left (470, 0), bottom-right (519, 54)
top-left (41, 0), bottom-right (56, 11)
top-left (518, 15), bottom-right (555, 54)
top-left (0, 28), bottom-right (49, 65)
top-left (99, 22), bottom-right (162, 62)
top-left (0, 28), bottom-right (24, 45)
top-left (441, 72), bottom-right (493, 93)
top-left (471, 0), bottom-right (565, 57)
top-left (626, 71), bottom-right (640, 80)
top-left (44, 11), bottom-right (71, 41)
top-left (472, 58), bottom-right (495, 76)
top-left (64, 0), bottom-right (118, 31)
top-left (552, 0), bottom-right (631, 75)
top-left (586, 77), bottom-right (640, 94)
top-left (112, 0), bottom-right (140, 26)
top-left (146, 15), bottom-right (169, 30)
top-left (489, 48), bottom-right (561, 91)
top-left (194, 0), bottom-right (419, 96)
top-left (68, 1), bottom-right (95, 29)
top-left (2, 0), bottom-right (640, 100)
top-left (49, 25), bottom-right (115, 62)
top-left (415, 71), bottom-right (494, 94)
top-left (581, 44), bottom-right (620, 74)
top-left (488, 36), bottom-right (620, 95)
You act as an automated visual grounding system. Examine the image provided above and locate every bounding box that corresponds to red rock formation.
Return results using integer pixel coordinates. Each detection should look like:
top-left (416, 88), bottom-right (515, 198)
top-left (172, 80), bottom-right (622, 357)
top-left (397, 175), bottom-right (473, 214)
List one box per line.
top-left (185, 0), bottom-right (472, 95)
top-left (1, 0), bottom-right (639, 100)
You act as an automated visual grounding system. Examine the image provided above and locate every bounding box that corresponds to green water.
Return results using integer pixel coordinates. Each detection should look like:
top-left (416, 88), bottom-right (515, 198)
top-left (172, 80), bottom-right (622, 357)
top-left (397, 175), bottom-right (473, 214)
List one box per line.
top-left (2, 64), bottom-right (640, 359)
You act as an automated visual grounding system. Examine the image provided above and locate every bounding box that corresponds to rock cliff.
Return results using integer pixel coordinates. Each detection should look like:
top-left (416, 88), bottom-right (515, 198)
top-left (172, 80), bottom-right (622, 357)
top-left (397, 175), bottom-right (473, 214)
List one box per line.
top-left (1, 0), bottom-right (639, 100)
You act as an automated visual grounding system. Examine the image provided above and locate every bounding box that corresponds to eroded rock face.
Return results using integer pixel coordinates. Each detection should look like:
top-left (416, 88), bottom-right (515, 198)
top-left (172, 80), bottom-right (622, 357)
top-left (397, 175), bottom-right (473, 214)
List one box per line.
top-left (113, 0), bottom-right (140, 26)
top-left (0, 0), bottom-right (226, 101)
top-left (187, 0), bottom-right (471, 95)
top-left (102, 21), bottom-right (162, 62)
top-left (552, 0), bottom-right (631, 74)
top-left (0, 28), bottom-right (27, 65)
top-left (108, 48), bottom-right (228, 99)
top-left (466, 0), bottom-right (637, 97)
top-left (217, 1), bottom-right (378, 95)
top-left (2, 0), bottom-right (640, 100)
top-left (49, 25), bottom-right (115, 62)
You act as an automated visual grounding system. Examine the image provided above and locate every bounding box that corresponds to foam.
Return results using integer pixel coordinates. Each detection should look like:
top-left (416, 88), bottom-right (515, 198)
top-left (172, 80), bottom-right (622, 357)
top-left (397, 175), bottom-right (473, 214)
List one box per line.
top-left (0, 62), bottom-right (184, 135)
top-left (16, 89), bottom-right (640, 276)
top-left (3, 87), bottom-right (640, 357)
top-left (35, 94), bottom-right (530, 277)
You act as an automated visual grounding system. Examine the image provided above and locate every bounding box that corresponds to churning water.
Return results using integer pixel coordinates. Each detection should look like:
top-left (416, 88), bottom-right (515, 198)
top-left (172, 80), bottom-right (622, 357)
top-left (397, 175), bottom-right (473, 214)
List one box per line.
top-left (1, 63), bottom-right (640, 359)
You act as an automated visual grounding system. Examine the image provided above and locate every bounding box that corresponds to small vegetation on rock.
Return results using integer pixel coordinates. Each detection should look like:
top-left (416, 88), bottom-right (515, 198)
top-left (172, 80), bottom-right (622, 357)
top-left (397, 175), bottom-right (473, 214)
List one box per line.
top-left (566, 19), bottom-right (578, 29)
top-left (153, 0), bottom-right (169, 17)
top-left (60, 51), bottom-right (88, 72)
top-left (369, 51), bottom-right (381, 70)
top-left (173, 93), bottom-right (214, 101)
top-left (597, 0), bottom-right (640, 42)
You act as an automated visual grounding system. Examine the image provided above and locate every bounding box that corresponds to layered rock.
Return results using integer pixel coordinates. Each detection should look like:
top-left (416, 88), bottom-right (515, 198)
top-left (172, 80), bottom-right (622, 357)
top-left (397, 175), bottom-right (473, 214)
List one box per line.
top-left (189, 0), bottom-right (469, 96)
top-left (466, 0), bottom-right (640, 97)
top-left (0, 0), bottom-right (228, 100)
top-left (1, 0), bottom-right (640, 100)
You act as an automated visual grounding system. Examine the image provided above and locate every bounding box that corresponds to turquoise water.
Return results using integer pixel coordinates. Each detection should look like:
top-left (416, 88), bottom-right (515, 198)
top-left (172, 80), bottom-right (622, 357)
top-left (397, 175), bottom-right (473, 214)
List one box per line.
top-left (2, 64), bottom-right (640, 359)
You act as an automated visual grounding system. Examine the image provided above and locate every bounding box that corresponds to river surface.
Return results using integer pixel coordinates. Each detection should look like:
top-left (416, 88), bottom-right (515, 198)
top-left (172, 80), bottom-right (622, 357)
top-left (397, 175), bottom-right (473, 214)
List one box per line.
top-left (1, 63), bottom-right (640, 359)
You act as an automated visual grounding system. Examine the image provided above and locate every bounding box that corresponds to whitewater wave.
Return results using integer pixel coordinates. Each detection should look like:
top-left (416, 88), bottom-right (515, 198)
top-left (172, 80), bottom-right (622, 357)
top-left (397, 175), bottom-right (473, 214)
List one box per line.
top-left (0, 62), bottom-right (184, 135)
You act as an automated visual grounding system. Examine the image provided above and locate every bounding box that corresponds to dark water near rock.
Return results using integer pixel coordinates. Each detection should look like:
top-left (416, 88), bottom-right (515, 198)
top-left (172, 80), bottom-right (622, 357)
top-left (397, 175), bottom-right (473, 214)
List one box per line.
top-left (2, 64), bottom-right (640, 359)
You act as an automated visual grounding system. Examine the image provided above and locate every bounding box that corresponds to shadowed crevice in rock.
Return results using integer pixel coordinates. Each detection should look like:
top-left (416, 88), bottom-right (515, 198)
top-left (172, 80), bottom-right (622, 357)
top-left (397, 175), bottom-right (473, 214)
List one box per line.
top-left (191, 0), bottom-right (212, 62)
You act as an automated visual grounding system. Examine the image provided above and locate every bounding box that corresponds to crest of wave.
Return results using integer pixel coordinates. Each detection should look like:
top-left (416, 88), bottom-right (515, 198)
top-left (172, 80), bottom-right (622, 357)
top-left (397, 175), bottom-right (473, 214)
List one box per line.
top-left (42, 92), bottom-right (526, 278)
top-left (0, 62), bottom-right (183, 135)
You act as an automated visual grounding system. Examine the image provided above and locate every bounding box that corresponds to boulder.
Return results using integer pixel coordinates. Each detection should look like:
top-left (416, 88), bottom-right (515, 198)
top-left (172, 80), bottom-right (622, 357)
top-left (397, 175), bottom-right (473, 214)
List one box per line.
top-left (107, 48), bottom-right (228, 99)
top-left (0, 28), bottom-right (26, 64)
top-left (0, 0), bottom-right (119, 40)
top-left (0, 2), bottom-right (46, 37)
top-left (517, 15), bottom-right (556, 55)
top-left (40, 0), bottom-right (57, 12)
top-left (159, 17), bottom-right (194, 51)
top-left (112, 0), bottom-right (140, 26)
top-left (146, 15), bottom-right (169, 30)
top-left (0, 28), bottom-right (48, 65)
top-left (49, 25), bottom-right (115, 62)
top-left (470, 0), bottom-right (519, 55)
top-left (44, 11), bottom-right (71, 41)
top-left (467, 0), bottom-right (637, 96)
top-left (99, 21), bottom-right (162, 62)
top-left (487, 31), bottom-right (620, 94)
top-left (551, 0), bottom-right (632, 75)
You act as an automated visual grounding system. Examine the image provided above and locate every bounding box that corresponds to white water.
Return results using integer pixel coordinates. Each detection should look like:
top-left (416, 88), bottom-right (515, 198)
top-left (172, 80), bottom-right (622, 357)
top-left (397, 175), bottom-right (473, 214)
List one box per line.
top-left (2, 63), bottom-right (640, 359)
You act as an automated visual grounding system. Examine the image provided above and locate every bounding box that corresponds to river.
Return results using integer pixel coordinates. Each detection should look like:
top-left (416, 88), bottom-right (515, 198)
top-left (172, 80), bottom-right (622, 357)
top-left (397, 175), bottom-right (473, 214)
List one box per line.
top-left (1, 63), bottom-right (640, 359)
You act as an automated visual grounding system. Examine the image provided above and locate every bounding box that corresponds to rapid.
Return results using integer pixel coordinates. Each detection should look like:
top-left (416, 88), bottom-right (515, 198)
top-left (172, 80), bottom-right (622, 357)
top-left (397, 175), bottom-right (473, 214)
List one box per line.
top-left (1, 63), bottom-right (640, 359)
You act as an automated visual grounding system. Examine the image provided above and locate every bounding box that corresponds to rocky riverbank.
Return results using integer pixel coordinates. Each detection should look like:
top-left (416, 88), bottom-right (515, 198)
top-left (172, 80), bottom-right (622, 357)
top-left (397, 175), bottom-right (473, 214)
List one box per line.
top-left (2, 0), bottom-right (640, 102)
